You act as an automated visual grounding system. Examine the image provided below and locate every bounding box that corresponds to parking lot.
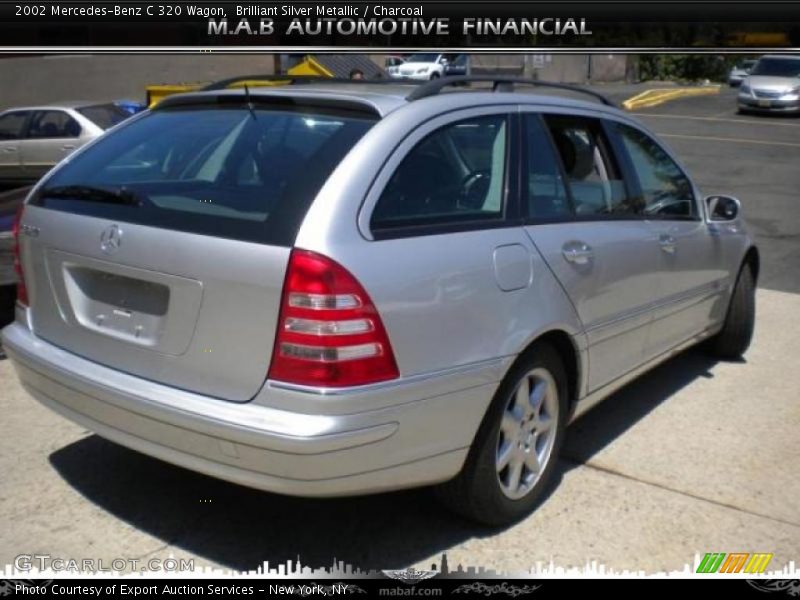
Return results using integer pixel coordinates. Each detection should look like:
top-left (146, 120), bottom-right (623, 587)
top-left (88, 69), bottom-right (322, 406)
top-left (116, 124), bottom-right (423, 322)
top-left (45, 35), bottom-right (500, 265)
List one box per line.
top-left (1, 85), bottom-right (799, 575)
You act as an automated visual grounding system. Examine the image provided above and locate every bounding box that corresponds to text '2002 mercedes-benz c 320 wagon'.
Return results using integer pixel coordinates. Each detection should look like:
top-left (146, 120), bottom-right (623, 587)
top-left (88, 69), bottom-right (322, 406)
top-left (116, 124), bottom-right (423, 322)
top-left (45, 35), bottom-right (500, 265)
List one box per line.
top-left (3, 76), bottom-right (758, 525)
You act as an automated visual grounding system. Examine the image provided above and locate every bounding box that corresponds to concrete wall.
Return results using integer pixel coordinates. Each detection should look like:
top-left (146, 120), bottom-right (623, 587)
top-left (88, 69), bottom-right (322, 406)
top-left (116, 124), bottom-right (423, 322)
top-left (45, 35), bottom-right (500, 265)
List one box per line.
top-left (470, 54), bottom-right (629, 83)
top-left (0, 55), bottom-right (275, 110)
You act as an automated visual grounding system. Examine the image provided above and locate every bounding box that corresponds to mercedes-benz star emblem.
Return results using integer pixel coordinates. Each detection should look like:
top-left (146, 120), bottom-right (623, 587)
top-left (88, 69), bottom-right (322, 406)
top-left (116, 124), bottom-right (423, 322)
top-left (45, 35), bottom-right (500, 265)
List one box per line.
top-left (100, 224), bottom-right (123, 254)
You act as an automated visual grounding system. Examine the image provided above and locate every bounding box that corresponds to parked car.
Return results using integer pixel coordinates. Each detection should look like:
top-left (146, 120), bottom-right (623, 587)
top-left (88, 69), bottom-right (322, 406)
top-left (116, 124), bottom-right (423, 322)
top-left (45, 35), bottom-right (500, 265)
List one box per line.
top-left (727, 59), bottom-right (756, 86)
top-left (0, 102), bottom-right (130, 186)
top-left (737, 55), bottom-right (800, 114)
top-left (114, 99), bottom-right (148, 115)
top-left (384, 55), bottom-right (406, 78)
top-left (2, 77), bottom-right (758, 525)
top-left (395, 53), bottom-right (449, 80)
top-left (0, 186), bottom-right (30, 287)
top-left (444, 54), bottom-right (470, 77)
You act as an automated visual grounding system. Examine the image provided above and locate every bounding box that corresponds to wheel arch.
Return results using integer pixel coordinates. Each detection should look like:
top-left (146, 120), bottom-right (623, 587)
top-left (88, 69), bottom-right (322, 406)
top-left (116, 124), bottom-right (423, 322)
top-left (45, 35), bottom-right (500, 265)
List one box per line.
top-left (743, 245), bottom-right (760, 284)
top-left (504, 329), bottom-right (583, 414)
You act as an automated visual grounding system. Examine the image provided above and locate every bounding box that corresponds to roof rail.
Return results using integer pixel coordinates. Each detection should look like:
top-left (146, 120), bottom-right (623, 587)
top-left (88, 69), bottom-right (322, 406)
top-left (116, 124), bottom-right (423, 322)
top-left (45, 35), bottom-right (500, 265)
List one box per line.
top-left (405, 76), bottom-right (616, 107)
top-left (201, 74), bottom-right (409, 91)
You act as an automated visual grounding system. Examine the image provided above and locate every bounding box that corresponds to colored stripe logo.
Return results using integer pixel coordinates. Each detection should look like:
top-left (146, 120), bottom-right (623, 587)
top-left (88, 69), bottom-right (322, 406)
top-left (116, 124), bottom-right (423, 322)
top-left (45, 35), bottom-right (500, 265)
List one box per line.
top-left (697, 553), bottom-right (773, 574)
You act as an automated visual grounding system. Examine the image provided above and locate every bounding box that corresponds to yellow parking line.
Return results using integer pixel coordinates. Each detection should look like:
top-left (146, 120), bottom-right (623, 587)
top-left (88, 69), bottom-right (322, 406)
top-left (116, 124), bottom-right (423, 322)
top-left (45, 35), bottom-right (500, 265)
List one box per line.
top-left (656, 133), bottom-right (800, 148)
top-left (640, 113), bottom-right (800, 128)
top-left (622, 87), bottom-right (720, 111)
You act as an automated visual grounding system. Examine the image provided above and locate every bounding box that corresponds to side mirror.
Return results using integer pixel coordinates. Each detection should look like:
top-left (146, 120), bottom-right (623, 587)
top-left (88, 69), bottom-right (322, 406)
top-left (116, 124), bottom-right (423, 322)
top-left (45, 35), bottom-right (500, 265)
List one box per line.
top-left (705, 195), bottom-right (740, 221)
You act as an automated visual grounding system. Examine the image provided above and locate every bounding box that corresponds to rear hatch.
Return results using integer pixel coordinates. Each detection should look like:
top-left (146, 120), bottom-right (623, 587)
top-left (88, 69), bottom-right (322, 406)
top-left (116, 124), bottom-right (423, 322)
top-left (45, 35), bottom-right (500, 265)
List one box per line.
top-left (20, 98), bottom-right (376, 401)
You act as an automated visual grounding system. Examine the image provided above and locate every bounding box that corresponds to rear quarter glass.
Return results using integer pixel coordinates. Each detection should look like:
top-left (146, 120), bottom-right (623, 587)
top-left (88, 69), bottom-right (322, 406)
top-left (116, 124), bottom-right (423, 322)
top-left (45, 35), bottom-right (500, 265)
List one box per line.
top-left (30, 105), bottom-right (377, 247)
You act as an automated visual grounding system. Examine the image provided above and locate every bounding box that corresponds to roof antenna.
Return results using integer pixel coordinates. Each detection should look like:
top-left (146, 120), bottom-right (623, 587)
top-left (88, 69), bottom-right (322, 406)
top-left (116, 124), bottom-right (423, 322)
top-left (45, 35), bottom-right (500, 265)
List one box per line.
top-left (244, 84), bottom-right (257, 120)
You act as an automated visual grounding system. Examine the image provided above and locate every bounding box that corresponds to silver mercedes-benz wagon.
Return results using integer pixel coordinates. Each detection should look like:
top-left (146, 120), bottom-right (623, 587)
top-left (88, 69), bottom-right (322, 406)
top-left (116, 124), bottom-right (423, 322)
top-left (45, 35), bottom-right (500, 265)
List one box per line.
top-left (2, 76), bottom-right (758, 524)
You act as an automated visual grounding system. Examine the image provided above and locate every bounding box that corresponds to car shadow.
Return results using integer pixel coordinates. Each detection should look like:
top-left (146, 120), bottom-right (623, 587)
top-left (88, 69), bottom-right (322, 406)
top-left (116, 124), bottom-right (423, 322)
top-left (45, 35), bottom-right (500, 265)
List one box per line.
top-left (562, 347), bottom-right (721, 466)
top-left (48, 347), bottom-right (722, 572)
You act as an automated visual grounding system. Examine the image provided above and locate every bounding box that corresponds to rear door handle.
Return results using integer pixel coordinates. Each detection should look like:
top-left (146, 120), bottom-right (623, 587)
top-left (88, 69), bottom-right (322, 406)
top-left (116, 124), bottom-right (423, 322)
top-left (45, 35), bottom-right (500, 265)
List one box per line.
top-left (659, 234), bottom-right (677, 254)
top-left (62, 144), bottom-right (76, 151)
top-left (562, 241), bottom-right (594, 265)
top-left (3, 147), bottom-right (17, 152)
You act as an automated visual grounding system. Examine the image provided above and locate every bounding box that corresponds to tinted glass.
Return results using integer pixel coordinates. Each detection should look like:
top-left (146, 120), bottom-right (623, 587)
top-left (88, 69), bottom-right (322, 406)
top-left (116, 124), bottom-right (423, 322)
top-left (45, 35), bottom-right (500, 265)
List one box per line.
top-left (524, 115), bottom-right (571, 219)
top-left (0, 112), bottom-right (29, 140)
top-left (77, 104), bottom-right (130, 129)
top-left (371, 115), bottom-right (507, 232)
top-left (544, 115), bottom-right (636, 217)
top-left (750, 58), bottom-right (800, 77)
top-left (615, 124), bottom-right (696, 219)
top-left (27, 110), bottom-right (82, 139)
top-left (409, 54), bottom-right (440, 62)
top-left (31, 106), bottom-right (376, 246)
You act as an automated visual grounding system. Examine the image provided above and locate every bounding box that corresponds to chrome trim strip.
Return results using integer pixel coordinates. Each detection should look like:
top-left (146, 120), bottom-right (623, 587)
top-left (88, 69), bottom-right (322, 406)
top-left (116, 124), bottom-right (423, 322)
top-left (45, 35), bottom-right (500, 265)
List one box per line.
top-left (584, 279), bottom-right (725, 335)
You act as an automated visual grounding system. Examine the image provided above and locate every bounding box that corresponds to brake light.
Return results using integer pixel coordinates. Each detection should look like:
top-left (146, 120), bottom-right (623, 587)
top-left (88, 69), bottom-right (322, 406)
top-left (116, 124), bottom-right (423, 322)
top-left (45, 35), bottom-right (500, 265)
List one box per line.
top-left (12, 205), bottom-right (27, 307)
top-left (269, 249), bottom-right (399, 387)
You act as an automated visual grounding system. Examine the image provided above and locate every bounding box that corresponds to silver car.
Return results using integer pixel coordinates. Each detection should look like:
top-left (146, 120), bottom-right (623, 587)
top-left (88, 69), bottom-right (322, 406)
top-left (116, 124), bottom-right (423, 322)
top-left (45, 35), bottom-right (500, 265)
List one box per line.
top-left (738, 55), bottom-right (800, 114)
top-left (727, 59), bottom-right (756, 87)
top-left (0, 102), bottom-right (130, 185)
top-left (2, 77), bottom-right (758, 525)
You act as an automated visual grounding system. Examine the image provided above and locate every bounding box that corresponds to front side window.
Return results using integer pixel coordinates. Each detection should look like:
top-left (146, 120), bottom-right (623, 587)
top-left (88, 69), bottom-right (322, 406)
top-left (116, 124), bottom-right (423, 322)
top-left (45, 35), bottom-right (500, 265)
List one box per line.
top-left (615, 123), bottom-right (696, 219)
top-left (27, 110), bottom-right (82, 139)
top-left (543, 115), bottom-right (636, 217)
top-left (371, 115), bottom-right (508, 232)
top-left (0, 112), bottom-right (29, 141)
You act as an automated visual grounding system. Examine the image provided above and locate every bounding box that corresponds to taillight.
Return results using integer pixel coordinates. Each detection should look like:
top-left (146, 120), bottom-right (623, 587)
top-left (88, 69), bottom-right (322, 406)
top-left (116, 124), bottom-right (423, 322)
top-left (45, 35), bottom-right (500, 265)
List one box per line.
top-left (268, 249), bottom-right (399, 387)
top-left (12, 205), bottom-right (27, 307)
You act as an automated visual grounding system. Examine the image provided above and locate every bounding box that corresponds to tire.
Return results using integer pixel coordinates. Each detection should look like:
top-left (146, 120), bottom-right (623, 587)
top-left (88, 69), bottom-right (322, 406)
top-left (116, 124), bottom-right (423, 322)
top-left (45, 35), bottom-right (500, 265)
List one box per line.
top-left (707, 264), bottom-right (755, 359)
top-left (436, 343), bottom-right (568, 525)
top-left (429, 72), bottom-right (440, 80)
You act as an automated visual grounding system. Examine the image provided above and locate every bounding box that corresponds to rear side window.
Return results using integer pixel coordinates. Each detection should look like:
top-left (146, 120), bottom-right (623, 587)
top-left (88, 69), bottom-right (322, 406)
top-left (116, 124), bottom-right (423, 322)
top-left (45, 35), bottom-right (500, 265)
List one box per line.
top-left (31, 106), bottom-right (376, 246)
top-left (543, 115), bottom-right (639, 217)
top-left (524, 115), bottom-right (571, 219)
top-left (371, 115), bottom-right (508, 233)
top-left (0, 112), bottom-right (29, 140)
top-left (28, 110), bottom-right (82, 139)
top-left (77, 104), bottom-right (130, 130)
top-left (613, 123), bottom-right (697, 220)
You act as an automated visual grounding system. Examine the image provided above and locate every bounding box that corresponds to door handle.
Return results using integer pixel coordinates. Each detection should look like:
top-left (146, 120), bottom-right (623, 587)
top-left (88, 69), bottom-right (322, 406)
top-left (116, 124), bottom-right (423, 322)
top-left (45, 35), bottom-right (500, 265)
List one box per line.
top-left (659, 234), bottom-right (677, 254)
top-left (3, 147), bottom-right (16, 152)
top-left (562, 241), bottom-right (594, 265)
top-left (61, 144), bottom-right (76, 151)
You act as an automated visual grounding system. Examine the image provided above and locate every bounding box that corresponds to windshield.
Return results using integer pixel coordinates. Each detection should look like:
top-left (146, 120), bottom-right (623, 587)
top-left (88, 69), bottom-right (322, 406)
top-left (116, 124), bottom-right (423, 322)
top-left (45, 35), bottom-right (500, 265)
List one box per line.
top-left (750, 58), bottom-right (800, 77)
top-left (32, 105), bottom-right (376, 246)
top-left (408, 54), bottom-right (440, 63)
top-left (77, 104), bottom-right (131, 129)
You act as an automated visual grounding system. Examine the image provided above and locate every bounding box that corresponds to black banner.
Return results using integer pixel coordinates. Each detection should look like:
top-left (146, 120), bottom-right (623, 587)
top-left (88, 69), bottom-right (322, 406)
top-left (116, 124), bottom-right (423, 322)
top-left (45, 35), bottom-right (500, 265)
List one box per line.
top-left (2, 578), bottom-right (798, 597)
top-left (0, 1), bottom-right (799, 48)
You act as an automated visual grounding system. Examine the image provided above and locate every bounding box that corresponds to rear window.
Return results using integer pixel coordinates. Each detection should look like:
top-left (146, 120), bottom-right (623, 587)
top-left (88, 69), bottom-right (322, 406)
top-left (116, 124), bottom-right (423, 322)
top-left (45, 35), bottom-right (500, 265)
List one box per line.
top-left (77, 104), bottom-right (130, 129)
top-left (31, 105), bottom-right (376, 246)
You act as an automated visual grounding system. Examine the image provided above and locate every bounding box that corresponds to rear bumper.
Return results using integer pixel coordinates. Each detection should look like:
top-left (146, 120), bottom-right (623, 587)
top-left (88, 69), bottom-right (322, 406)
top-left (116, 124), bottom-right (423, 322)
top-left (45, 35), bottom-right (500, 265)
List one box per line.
top-left (2, 322), bottom-right (502, 497)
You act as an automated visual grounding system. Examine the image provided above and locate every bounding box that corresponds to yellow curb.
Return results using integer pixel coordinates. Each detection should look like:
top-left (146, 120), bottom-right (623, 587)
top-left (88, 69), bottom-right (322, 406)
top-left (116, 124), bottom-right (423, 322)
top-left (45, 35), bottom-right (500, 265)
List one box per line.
top-left (622, 86), bottom-right (721, 111)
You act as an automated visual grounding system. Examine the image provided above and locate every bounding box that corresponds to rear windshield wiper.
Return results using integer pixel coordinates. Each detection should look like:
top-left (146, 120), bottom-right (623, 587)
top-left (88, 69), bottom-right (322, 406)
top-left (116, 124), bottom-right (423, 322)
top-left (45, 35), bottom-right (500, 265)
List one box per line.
top-left (39, 184), bottom-right (144, 206)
